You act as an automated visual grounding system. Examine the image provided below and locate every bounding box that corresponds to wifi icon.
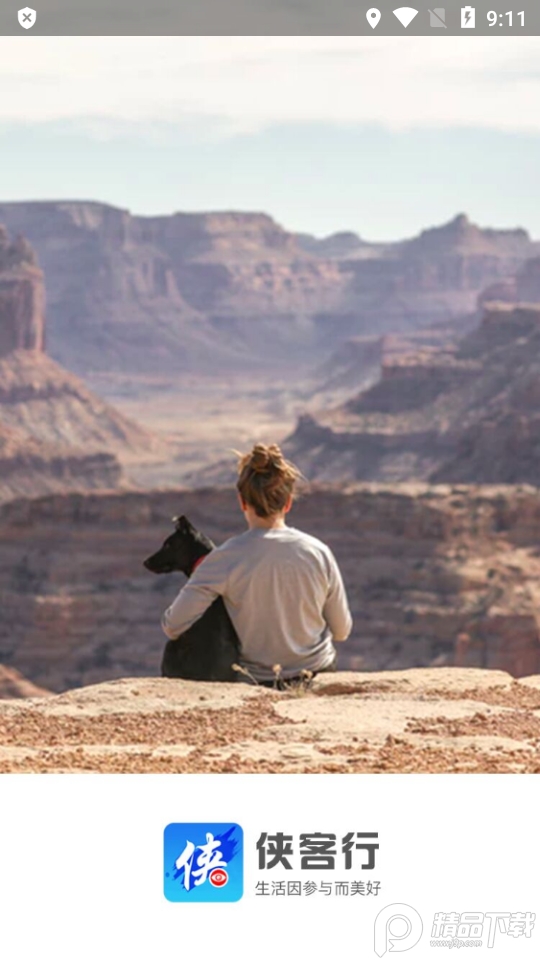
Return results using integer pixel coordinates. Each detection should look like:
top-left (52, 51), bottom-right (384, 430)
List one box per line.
top-left (393, 6), bottom-right (419, 26)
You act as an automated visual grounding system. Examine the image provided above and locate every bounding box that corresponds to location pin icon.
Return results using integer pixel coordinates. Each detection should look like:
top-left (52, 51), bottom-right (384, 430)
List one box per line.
top-left (366, 7), bottom-right (382, 27)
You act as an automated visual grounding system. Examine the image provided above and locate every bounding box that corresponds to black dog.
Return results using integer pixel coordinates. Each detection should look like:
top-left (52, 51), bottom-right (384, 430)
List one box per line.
top-left (144, 515), bottom-right (240, 682)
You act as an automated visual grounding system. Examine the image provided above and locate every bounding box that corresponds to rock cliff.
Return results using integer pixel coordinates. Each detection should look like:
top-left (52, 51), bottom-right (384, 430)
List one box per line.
top-left (0, 226), bottom-right (44, 355)
top-left (0, 350), bottom-right (156, 453)
top-left (0, 226), bottom-right (169, 501)
top-left (0, 418), bottom-right (122, 501)
top-left (1, 483), bottom-right (540, 693)
top-left (285, 304), bottom-right (540, 485)
top-left (0, 203), bottom-right (535, 377)
top-left (515, 257), bottom-right (540, 303)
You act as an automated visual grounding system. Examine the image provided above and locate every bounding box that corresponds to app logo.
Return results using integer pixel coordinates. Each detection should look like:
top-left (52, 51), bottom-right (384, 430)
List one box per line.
top-left (374, 903), bottom-right (423, 956)
top-left (164, 823), bottom-right (243, 902)
top-left (18, 7), bottom-right (36, 29)
top-left (209, 867), bottom-right (228, 887)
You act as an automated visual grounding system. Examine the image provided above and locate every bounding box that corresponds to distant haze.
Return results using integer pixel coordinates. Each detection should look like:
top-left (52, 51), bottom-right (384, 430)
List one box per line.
top-left (1, 36), bottom-right (540, 239)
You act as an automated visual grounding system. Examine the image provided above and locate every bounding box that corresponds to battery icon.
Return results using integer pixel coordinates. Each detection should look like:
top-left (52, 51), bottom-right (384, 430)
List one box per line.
top-left (461, 5), bottom-right (475, 26)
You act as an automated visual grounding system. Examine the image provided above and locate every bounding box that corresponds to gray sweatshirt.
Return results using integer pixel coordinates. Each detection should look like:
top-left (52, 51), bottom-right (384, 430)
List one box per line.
top-left (161, 525), bottom-right (352, 681)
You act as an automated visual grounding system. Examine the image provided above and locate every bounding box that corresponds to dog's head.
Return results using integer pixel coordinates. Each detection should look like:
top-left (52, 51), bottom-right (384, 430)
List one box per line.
top-left (143, 515), bottom-right (214, 576)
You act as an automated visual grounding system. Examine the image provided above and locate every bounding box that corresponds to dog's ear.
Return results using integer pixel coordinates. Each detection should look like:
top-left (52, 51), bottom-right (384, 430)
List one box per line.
top-left (172, 515), bottom-right (191, 532)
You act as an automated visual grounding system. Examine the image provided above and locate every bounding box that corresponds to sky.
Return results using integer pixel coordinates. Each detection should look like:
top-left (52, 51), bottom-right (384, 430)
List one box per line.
top-left (2, 36), bottom-right (540, 240)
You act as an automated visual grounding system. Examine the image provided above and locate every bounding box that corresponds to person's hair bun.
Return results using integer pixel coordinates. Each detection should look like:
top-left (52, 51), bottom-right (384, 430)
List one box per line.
top-left (235, 442), bottom-right (304, 518)
top-left (249, 443), bottom-right (283, 474)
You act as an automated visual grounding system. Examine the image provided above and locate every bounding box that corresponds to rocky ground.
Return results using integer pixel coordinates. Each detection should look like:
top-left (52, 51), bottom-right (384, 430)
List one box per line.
top-left (1, 667), bottom-right (540, 774)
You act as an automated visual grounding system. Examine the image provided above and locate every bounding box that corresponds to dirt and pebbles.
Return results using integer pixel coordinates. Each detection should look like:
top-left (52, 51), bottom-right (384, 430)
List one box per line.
top-left (0, 668), bottom-right (539, 774)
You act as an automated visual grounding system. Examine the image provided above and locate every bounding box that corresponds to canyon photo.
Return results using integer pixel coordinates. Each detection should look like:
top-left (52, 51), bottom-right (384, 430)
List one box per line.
top-left (2, 200), bottom-right (540, 772)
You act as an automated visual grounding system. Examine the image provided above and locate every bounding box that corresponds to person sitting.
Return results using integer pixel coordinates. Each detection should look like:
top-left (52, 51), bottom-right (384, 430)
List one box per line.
top-left (161, 443), bottom-right (352, 687)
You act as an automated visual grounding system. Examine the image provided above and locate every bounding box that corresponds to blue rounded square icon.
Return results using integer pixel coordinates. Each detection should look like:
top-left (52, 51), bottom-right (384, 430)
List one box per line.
top-left (164, 823), bottom-right (243, 903)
